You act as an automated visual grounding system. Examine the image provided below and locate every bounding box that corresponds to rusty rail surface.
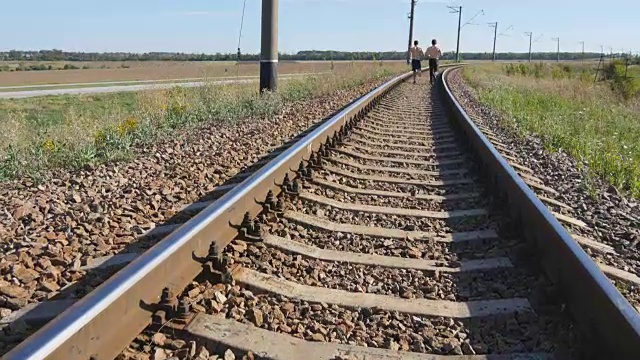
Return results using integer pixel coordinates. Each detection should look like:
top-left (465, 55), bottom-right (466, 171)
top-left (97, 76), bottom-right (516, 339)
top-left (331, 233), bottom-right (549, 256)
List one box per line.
top-left (4, 63), bottom-right (640, 360)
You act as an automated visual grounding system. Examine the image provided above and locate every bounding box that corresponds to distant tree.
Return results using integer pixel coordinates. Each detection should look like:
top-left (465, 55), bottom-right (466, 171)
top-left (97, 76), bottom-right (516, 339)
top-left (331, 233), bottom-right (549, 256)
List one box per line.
top-left (0, 49), bottom-right (606, 62)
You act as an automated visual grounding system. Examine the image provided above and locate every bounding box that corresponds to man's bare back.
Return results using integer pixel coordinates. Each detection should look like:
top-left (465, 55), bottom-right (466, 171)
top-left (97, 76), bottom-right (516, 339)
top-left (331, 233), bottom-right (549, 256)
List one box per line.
top-left (410, 46), bottom-right (424, 60)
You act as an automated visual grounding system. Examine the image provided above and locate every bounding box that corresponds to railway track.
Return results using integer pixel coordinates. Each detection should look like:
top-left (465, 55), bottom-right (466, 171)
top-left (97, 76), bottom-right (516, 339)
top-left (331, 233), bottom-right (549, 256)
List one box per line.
top-left (3, 66), bottom-right (640, 360)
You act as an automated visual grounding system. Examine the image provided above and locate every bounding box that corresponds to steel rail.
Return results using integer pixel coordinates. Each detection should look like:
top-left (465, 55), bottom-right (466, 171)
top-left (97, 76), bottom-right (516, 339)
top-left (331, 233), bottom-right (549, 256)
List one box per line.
top-left (5, 66), bottom-right (455, 360)
top-left (440, 66), bottom-right (640, 360)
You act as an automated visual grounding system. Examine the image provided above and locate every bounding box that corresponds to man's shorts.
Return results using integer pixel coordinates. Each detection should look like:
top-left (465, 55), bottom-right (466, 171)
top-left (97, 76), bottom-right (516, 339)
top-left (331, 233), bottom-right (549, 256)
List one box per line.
top-left (429, 58), bottom-right (439, 72)
top-left (411, 59), bottom-right (422, 71)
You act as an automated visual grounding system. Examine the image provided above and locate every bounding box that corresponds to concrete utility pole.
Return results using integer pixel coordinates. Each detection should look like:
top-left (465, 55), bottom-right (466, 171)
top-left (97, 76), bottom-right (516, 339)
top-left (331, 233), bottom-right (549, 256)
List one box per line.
top-left (447, 6), bottom-right (483, 63)
top-left (260, 0), bottom-right (278, 92)
top-left (407, 0), bottom-right (417, 64)
top-left (578, 41), bottom-right (585, 62)
top-left (551, 37), bottom-right (560, 62)
top-left (448, 6), bottom-right (462, 63)
top-left (488, 22), bottom-right (498, 61)
top-left (524, 32), bottom-right (533, 62)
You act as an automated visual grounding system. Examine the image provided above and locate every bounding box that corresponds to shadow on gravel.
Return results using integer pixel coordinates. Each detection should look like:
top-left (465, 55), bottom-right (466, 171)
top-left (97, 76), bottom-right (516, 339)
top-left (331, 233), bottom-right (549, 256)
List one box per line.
top-left (0, 85), bottom-right (377, 356)
top-left (431, 80), bottom-right (584, 359)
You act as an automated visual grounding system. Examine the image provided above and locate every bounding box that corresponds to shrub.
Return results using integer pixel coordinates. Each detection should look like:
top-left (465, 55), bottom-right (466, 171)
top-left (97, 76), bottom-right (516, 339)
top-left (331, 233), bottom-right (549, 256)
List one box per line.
top-left (532, 62), bottom-right (544, 79)
top-left (28, 64), bottom-right (49, 71)
top-left (603, 60), bottom-right (640, 99)
top-left (517, 64), bottom-right (528, 76)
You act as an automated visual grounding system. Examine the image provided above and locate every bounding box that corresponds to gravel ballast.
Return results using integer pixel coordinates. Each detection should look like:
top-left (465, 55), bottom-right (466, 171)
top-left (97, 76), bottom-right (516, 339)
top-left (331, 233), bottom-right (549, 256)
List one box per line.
top-left (446, 68), bottom-right (640, 308)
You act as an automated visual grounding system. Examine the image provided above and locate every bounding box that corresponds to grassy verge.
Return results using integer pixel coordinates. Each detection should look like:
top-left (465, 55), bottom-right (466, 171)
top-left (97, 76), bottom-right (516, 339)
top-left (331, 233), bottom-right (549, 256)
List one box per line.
top-left (0, 62), bottom-right (406, 182)
top-left (463, 63), bottom-right (640, 197)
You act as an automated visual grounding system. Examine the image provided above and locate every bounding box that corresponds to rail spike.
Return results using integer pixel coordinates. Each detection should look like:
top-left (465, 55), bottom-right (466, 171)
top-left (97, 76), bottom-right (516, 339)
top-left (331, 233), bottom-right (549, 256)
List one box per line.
top-left (282, 172), bottom-right (292, 189)
top-left (282, 173), bottom-right (299, 195)
top-left (262, 190), bottom-right (276, 213)
top-left (190, 242), bottom-right (231, 285)
top-left (151, 287), bottom-right (176, 325)
top-left (319, 143), bottom-right (330, 157)
top-left (174, 296), bottom-right (192, 324)
top-left (291, 179), bottom-right (301, 195)
top-left (237, 212), bottom-right (264, 242)
top-left (309, 152), bottom-right (322, 169)
top-left (297, 162), bottom-right (307, 178)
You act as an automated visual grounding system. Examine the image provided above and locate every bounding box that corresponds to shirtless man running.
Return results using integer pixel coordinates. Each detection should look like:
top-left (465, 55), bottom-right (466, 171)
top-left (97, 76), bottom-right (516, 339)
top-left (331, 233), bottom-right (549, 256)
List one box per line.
top-left (409, 40), bottom-right (424, 84)
top-left (426, 39), bottom-right (442, 85)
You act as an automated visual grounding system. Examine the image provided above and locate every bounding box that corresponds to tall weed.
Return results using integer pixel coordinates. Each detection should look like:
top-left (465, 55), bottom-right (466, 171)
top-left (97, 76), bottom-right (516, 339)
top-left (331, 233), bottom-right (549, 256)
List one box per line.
top-left (464, 64), bottom-right (640, 197)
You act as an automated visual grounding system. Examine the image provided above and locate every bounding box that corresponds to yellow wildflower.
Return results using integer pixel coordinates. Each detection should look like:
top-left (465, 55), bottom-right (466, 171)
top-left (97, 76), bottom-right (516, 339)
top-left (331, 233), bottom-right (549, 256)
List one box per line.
top-left (94, 130), bottom-right (107, 146)
top-left (117, 117), bottom-right (138, 136)
top-left (43, 139), bottom-right (55, 152)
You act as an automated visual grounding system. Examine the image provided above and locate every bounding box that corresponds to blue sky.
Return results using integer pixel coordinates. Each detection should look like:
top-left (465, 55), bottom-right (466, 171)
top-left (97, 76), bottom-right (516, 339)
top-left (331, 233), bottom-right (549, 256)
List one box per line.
top-left (1, 0), bottom-right (638, 54)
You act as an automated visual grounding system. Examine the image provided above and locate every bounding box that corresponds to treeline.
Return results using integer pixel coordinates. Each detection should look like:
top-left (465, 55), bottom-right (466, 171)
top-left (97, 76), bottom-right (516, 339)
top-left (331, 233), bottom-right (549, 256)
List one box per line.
top-left (1, 49), bottom-right (637, 63)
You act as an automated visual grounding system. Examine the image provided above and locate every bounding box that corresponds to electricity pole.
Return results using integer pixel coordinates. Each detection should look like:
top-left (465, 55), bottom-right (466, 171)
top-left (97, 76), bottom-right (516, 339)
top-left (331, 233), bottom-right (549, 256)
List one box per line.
top-left (488, 22), bottom-right (498, 61)
top-left (407, 0), bottom-right (417, 64)
top-left (578, 41), bottom-right (585, 62)
top-left (551, 37), bottom-right (560, 62)
top-left (260, 0), bottom-right (278, 92)
top-left (448, 6), bottom-right (483, 63)
top-left (448, 6), bottom-right (463, 63)
top-left (524, 32), bottom-right (533, 62)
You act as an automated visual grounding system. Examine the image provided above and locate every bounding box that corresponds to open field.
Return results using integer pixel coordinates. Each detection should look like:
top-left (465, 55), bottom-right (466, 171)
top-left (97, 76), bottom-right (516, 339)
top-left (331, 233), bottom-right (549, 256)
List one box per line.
top-left (0, 77), bottom-right (205, 91)
top-left (462, 62), bottom-right (640, 197)
top-left (0, 73), bottom-right (322, 99)
top-left (0, 60), bottom-right (405, 87)
top-left (0, 61), bottom-right (407, 181)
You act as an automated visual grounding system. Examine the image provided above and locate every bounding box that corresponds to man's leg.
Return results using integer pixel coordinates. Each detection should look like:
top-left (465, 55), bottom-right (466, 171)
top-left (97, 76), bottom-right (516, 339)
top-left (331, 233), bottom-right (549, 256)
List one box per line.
top-left (429, 64), bottom-right (434, 84)
top-left (433, 60), bottom-right (439, 82)
top-left (429, 59), bottom-right (437, 84)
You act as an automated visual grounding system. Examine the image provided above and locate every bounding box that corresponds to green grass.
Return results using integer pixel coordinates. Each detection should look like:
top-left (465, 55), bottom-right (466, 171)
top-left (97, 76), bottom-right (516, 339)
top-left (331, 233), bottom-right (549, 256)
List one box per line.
top-left (0, 92), bottom-right (138, 127)
top-left (628, 65), bottom-right (640, 79)
top-left (463, 63), bottom-right (640, 197)
top-left (0, 63), bottom-right (406, 182)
